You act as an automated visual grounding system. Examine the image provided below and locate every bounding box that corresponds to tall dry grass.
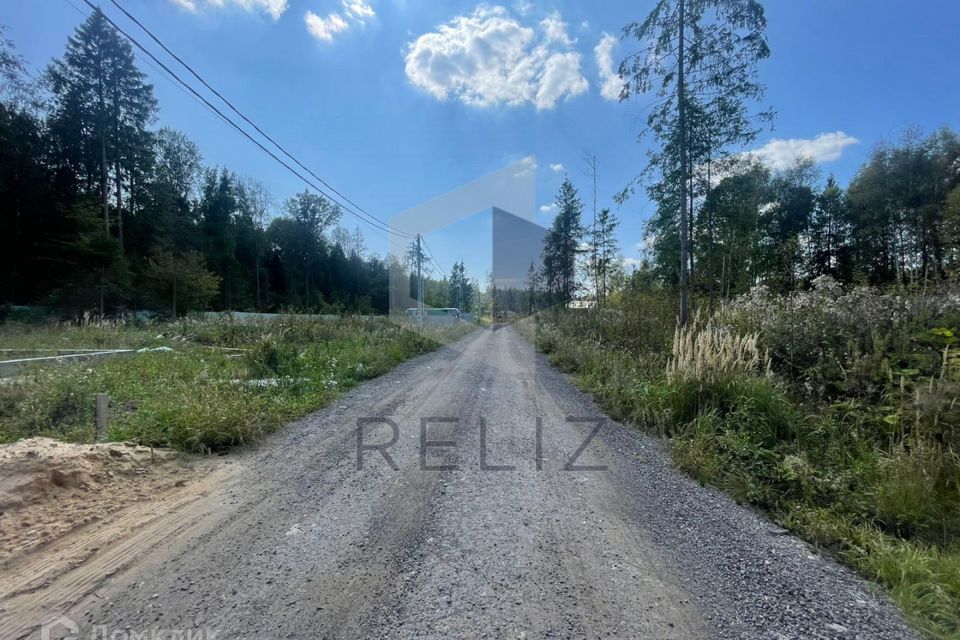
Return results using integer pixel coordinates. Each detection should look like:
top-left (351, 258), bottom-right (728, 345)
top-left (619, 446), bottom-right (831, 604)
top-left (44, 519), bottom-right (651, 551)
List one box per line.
top-left (667, 322), bottom-right (770, 383)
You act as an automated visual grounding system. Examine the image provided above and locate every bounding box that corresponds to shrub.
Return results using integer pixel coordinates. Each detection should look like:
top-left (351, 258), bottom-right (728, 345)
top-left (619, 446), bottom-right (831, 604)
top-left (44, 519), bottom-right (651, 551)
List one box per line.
top-left (526, 281), bottom-right (960, 638)
top-left (871, 441), bottom-right (960, 544)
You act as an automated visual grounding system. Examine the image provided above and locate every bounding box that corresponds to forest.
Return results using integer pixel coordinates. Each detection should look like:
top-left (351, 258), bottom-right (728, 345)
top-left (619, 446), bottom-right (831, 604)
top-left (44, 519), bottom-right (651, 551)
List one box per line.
top-left (531, 127), bottom-right (960, 312)
top-left (0, 11), bottom-right (449, 318)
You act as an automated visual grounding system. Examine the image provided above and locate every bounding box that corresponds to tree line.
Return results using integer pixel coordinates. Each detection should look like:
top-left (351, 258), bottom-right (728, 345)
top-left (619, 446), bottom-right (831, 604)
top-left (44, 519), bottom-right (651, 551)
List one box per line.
top-left (0, 11), bottom-right (399, 317)
top-left (641, 129), bottom-right (960, 303)
top-left (612, 0), bottom-right (960, 319)
top-left (529, 0), bottom-right (960, 318)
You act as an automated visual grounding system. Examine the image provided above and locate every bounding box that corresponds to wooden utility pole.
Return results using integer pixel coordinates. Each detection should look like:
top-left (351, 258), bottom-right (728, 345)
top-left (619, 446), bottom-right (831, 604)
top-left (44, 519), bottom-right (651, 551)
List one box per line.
top-left (416, 234), bottom-right (423, 331)
top-left (583, 152), bottom-right (599, 306)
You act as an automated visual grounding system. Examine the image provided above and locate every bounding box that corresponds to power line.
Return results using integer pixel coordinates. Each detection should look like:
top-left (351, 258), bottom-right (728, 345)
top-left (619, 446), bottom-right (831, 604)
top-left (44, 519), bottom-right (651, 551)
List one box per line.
top-left (74, 0), bottom-right (409, 240)
top-left (107, 0), bottom-right (411, 239)
top-left (419, 237), bottom-right (447, 277)
top-left (60, 0), bottom-right (242, 136)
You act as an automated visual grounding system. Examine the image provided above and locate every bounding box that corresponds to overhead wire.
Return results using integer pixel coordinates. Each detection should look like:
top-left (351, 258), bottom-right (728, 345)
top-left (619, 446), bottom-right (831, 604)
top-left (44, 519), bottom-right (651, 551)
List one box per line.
top-left (61, 0), bottom-right (239, 133)
top-left (107, 0), bottom-right (411, 239)
top-left (419, 237), bottom-right (448, 278)
top-left (73, 0), bottom-right (410, 240)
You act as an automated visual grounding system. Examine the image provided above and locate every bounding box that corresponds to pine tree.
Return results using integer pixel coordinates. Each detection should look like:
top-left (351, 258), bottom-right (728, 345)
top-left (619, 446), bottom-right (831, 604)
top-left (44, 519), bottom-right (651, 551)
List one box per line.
top-left (619, 0), bottom-right (771, 323)
top-left (542, 178), bottom-right (584, 306)
top-left (525, 261), bottom-right (541, 313)
top-left (809, 175), bottom-right (849, 278)
top-left (47, 8), bottom-right (156, 246)
top-left (592, 208), bottom-right (620, 307)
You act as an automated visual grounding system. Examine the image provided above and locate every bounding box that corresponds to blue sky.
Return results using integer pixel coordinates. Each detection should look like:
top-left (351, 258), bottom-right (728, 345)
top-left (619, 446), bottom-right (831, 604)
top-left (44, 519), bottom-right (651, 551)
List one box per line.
top-left (2, 0), bottom-right (959, 281)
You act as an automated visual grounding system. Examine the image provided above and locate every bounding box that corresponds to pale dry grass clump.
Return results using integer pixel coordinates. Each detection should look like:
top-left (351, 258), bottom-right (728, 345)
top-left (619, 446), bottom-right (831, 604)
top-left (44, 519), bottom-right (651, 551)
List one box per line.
top-left (667, 323), bottom-right (770, 383)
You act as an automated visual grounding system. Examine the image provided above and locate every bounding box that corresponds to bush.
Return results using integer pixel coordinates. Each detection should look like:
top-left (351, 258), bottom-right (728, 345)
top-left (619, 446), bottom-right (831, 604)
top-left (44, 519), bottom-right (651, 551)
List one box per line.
top-left (872, 442), bottom-right (960, 543)
top-left (526, 282), bottom-right (960, 638)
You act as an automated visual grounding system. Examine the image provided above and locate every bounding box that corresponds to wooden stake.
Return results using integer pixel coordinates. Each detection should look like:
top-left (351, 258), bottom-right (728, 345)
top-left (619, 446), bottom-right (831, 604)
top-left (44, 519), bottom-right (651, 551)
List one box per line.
top-left (95, 393), bottom-right (110, 441)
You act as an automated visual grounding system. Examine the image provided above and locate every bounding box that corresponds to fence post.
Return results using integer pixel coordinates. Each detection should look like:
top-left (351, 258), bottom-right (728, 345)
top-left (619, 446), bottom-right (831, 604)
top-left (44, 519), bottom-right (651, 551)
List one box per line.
top-left (95, 393), bottom-right (110, 441)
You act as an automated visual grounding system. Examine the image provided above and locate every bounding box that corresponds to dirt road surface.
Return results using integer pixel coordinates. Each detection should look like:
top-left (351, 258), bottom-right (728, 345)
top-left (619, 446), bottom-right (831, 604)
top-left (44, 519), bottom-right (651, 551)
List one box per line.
top-left (5, 327), bottom-right (915, 639)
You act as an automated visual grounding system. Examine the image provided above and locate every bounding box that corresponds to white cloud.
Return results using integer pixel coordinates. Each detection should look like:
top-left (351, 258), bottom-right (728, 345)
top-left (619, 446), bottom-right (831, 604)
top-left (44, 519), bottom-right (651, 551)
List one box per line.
top-left (622, 257), bottom-right (641, 269)
top-left (404, 6), bottom-right (588, 110)
top-left (305, 11), bottom-right (349, 41)
top-left (304, 0), bottom-right (375, 43)
top-left (170, 0), bottom-right (288, 20)
top-left (536, 51), bottom-right (587, 110)
top-left (539, 203), bottom-right (557, 214)
top-left (171, 0), bottom-right (199, 11)
top-left (747, 131), bottom-right (859, 170)
top-left (342, 0), bottom-right (374, 21)
top-left (540, 12), bottom-right (573, 46)
top-left (549, 163), bottom-right (564, 172)
top-left (514, 155), bottom-right (538, 177)
top-left (594, 33), bottom-right (621, 102)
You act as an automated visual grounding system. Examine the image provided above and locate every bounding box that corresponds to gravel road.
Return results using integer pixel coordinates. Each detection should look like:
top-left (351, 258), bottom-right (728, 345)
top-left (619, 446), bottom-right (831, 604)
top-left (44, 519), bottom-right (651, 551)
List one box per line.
top-left (25, 327), bottom-right (915, 639)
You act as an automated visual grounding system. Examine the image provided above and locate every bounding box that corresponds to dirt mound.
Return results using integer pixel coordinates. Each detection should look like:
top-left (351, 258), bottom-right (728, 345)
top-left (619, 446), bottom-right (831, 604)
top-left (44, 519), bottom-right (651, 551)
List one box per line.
top-left (0, 437), bottom-right (193, 564)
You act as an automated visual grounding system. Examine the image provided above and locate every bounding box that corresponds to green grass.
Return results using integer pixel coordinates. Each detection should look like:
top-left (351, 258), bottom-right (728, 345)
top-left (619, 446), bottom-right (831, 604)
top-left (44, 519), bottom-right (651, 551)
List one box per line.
top-left (524, 296), bottom-right (960, 640)
top-left (1, 315), bottom-right (472, 452)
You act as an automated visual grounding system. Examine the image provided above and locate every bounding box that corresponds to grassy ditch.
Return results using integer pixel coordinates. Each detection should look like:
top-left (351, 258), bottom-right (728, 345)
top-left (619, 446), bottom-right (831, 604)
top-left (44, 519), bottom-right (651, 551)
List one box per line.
top-left (1, 315), bottom-right (473, 452)
top-left (524, 280), bottom-right (960, 639)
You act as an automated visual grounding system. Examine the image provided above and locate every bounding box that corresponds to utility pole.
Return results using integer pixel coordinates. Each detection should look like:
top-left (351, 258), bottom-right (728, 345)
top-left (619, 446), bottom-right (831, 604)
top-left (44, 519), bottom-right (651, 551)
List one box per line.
top-left (583, 152), bottom-right (599, 305)
top-left (416, 233), bottom-right (423, 331)
top-left (457, 259), bottom-right (467, 316)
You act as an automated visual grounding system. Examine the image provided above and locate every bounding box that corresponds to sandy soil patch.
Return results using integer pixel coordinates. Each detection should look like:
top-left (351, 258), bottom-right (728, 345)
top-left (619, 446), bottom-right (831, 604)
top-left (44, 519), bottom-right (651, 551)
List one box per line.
top-left (0, 438), bottom-right (236, 640)
top-left (0, 438), bottom-right (196, 565)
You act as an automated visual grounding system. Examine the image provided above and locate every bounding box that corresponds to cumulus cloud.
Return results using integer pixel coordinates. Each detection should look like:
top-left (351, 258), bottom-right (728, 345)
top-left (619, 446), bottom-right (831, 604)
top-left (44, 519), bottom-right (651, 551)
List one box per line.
top-left (305, 0), bottom-right (375, 43)
top-left (622, 257), bottom-right (641, 269)
top-left (540, 12), bottom-right (573, 45)
top-left (539, 203), bottom-right (557, 214)
top-left (549, 163), bottom-right (564, 172)
top-left (514, 155), bottom-right (538, 177)
top-left (594, 33), bottom-right (621, 101)
top-left (404, 6), bottom-right (588, 110)
top-left (305, 12), bottom-right (349, 41)
top-left (342, 0), bottom-right (374, 20)
top-left (747, 131), bottom-right (859, 170)
top-left (170, 0), bottom-right (288, 20)
top-left (513, 0), bottom-right (533, 15)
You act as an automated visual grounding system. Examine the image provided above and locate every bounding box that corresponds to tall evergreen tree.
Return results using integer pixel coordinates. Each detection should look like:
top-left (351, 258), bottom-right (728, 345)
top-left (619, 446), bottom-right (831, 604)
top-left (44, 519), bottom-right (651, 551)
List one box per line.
top-left (808, 175), bottom-right (849, 279)
top-left (619, 0), bottom-right (772, 323)
top-left (47, 8), bottom-right (156, 245)
top-left (44, 9), bottom-right (155, 311)
top-left (542, 178), bottom-right (584, 306)
top-left (283, 190), bottom-right (341, 310)
top-left (592, 207), bottom-right (620, 307)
